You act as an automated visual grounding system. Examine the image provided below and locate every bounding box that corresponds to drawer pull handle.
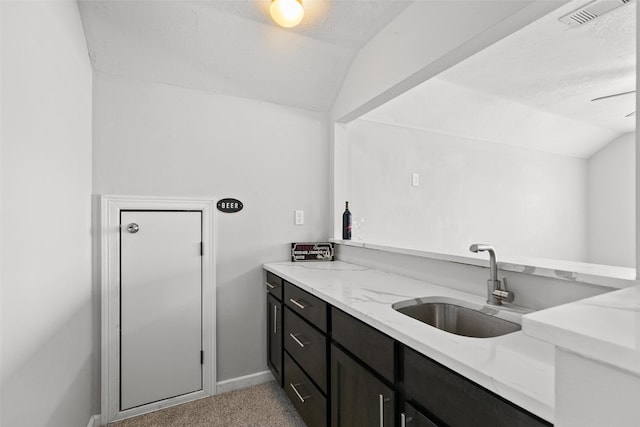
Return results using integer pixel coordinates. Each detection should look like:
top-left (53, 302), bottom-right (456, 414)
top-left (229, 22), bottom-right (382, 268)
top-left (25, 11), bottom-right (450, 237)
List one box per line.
top-left (273, 305), bottom-right (278, 334)
top-left (400, 413), bottom-right (413, 426)
top-left (289, 298), bottom-right (306, 309)
top-left (289, 333), bottom-right (306, 348)
top-left (289, 383), bottom-right (310, 403)
top-left (266, 282), bottom-right (276, 289)
top-left (379, 395), bottom-right (390, 427)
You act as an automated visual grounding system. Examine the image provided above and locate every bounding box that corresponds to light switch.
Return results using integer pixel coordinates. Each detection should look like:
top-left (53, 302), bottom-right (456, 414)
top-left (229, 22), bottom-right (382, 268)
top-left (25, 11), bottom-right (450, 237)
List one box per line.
top-left (412, 173), bottom-right (420, 187)
top-left (295, 210), bottom-right (304, 225)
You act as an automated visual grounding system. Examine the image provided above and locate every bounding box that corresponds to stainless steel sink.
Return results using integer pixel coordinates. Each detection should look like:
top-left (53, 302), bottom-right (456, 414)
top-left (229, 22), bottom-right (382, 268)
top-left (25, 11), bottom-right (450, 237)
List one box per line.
top-left (392, 297), bottom-right (521, 338)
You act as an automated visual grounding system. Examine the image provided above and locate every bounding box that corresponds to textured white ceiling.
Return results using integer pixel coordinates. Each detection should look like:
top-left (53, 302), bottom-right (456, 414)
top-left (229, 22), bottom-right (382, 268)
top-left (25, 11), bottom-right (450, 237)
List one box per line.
top-left (441, 0), bottom-right (636, 134)
top-left (80, 0), bottom-right (635, 156)
top-left (363, 0), bottom-right (636, 158)
top-left (79, 0), bottom-right (413, 112)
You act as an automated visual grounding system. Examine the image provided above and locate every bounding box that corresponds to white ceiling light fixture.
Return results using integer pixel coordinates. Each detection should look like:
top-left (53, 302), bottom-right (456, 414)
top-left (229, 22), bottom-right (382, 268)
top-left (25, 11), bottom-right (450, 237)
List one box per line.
top-left (269, 0), bottom-right (304, 28)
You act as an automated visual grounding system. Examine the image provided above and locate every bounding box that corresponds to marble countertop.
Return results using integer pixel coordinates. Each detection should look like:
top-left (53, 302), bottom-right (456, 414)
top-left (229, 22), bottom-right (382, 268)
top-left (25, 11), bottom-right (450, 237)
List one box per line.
top-left (332, 239), bottom-right (637, 289)
top-left (523, 285), bottom-right (640, 376)
top-left (264, 261), bottom-right (555, 422)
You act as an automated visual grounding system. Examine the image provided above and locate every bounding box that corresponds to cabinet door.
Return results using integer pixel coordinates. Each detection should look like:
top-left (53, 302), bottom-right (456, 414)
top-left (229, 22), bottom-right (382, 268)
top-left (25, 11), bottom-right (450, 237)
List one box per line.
top-left (404, 346), bottom-right (551, 427)
top-left (331, 344), bottom-right (395, 427)
top-left (267, 294), bottom-right (283, 386)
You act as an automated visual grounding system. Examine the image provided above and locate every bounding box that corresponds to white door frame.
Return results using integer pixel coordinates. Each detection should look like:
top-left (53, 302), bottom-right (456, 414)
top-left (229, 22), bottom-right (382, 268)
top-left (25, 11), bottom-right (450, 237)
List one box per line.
top-left (100, 195), bottom-right (216, 425)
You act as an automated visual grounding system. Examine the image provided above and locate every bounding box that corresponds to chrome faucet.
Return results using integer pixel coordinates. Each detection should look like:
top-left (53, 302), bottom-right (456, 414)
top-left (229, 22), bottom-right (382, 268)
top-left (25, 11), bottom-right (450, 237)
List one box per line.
top-left (469, 244), bottom-right (514, 306)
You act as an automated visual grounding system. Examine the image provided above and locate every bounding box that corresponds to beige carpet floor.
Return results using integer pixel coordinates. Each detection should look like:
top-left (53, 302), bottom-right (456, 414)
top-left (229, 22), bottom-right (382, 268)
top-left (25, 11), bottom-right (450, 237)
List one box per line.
top-left (110, 381), bottom-right (306, 427)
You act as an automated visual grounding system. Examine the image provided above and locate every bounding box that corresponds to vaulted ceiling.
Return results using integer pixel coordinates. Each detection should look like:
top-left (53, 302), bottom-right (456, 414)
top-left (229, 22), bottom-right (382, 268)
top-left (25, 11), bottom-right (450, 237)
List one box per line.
top-left (79, 0), bottom-right (412, 112)
top-left (79, 0), bottom-right (635, 158)
top-left (363, 0), bottom-right (636, 158)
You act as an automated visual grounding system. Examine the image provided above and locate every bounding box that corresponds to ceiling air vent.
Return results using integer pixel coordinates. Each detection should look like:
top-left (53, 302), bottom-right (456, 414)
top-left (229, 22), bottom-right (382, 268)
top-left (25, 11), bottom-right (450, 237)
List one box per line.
top-left (559, 0), bottom-right (633, 26)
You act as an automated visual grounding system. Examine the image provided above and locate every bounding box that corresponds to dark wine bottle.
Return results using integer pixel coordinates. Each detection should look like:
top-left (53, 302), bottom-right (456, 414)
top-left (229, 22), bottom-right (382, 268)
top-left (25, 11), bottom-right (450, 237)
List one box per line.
top-left (342, 201), bottom-right (352, 240)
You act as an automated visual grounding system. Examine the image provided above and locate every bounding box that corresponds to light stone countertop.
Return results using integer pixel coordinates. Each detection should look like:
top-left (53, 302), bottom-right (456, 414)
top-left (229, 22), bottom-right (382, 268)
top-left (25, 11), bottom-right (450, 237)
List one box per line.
top-left (523, 284), bottom-right (640, 376)
top-left (332, 239), bottom-right (638, 289)
top-left (264, 260), bottom-right (555, 423)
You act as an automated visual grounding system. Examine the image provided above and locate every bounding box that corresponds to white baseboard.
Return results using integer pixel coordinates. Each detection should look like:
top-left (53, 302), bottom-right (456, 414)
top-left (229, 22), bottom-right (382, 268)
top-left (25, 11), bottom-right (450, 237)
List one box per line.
top-left (87, 414), bottom-right (101, 427)
top-left (216, 370), bottom-right (274, 394)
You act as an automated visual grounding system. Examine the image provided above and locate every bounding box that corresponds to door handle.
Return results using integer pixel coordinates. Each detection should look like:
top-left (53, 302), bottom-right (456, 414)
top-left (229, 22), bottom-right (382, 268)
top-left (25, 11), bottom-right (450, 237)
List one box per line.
top-left (273, 305), bottom-right (278, 334)
top-left (379, 394), bottom-right (390, 427)
top-left (400, 413), bottom-right (413, 426)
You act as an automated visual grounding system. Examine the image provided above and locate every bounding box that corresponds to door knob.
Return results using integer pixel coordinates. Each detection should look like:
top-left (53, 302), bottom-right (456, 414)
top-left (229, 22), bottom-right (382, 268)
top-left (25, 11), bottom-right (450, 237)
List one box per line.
top-left (126, 223), bottom-right (139, 233)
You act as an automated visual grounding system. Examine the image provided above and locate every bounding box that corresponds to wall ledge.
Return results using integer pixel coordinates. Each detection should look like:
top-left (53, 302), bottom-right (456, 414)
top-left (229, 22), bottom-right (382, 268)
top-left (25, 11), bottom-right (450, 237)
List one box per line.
top-left (330, 239), bottom-right (638, 290)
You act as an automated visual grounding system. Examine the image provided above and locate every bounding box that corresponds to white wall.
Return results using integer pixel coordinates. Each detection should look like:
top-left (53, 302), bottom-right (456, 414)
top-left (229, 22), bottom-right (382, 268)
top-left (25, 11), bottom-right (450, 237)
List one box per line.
top-left (588, 132), bottom-right (636, 268)
top-left (347, 119), bottom-right (588, 262)
top-left (331, 0), bottom-right (569, 237)
top-left (92, 72), bottom-right (331, 382)
top-left (0, 2), bottom-right (94, 426)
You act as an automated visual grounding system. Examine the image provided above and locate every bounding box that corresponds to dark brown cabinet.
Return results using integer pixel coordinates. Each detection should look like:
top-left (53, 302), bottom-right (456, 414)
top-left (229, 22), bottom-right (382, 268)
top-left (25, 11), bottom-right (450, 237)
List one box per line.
top-left (284, 307), bottom-right (327, 393)
top-left (331, 344), bottom-right (395, 427)
top-left (282, 280), bottom-right (329, 427)
top-left (331, 307), bottom-right (395, 383)
top-left (265, 270), bottom-right (553, 427)
top-left (403, 346), bottom-right (551, 427)
top-left (284, 352), bottom-right (327, 427)
top-left (266, 273), bottom-right (283, 386)
top-left (284, 281), bottom-right (327, 332)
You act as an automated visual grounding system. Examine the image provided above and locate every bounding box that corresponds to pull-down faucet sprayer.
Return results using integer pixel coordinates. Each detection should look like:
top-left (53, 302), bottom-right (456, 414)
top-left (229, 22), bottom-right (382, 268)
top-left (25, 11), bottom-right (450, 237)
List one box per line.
top-left (469, 244), bottom-right (514, 306)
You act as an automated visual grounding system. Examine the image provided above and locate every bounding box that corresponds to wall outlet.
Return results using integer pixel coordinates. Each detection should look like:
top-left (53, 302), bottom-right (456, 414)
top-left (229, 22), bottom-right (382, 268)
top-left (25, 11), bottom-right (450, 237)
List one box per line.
top-left (295, 210), bottom-right (304, 225)
top-left (412, 172), bottom-right (420, 187)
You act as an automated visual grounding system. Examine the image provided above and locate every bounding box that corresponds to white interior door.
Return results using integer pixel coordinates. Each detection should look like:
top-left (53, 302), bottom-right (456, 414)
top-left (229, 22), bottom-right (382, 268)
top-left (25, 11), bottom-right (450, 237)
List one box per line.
top-left (120, 210), bottom-right (202, 410)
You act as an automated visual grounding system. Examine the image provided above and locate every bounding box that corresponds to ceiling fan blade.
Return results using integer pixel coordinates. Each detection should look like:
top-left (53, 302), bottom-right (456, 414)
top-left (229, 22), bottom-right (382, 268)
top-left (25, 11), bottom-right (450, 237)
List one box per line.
top-left (625, 111), bottom-right (636, 118)
top-left (591, 90), bottom-right (636, 102)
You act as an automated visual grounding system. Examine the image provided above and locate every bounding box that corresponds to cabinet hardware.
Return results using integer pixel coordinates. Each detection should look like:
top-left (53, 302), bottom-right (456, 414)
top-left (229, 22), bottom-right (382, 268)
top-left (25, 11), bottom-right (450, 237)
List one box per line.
top-left (379, 394), bottom-right (385, 427)
top-left (289, 333), bottom-right (306, 348)
top-left (289, 298), bottom-right (306, 309)
top-left (273, 305), bottom-right (278, 334)
top-left (266, 282), bottom-right (276, 289)
top-left (400, 413), bottom-right (413, 426)
top-left (290, 383), bottom-right (310, 403)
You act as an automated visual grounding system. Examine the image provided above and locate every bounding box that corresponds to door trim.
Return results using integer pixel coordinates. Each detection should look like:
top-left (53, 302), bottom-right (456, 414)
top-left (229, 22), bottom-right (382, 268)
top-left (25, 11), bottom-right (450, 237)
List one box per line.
top-left (100, 195), bottom-right (217, 425)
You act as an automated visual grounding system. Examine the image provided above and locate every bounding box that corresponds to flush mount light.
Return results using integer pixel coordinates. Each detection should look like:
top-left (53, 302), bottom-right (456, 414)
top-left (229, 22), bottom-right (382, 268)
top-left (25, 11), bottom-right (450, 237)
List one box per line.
top-left (269, 0), bottom-right (304, 28)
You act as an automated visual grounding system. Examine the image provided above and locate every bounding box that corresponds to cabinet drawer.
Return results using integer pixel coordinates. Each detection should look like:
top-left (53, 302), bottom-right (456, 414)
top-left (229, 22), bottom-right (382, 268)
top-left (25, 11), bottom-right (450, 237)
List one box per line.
top-left (403, 346), bottom-right (551, 427)
top-left (284, 282), bottom-right (327, 332)
top-left (266, 271), bottom-right (283, 301)
top-left (332, 307), bottom-right (395, 383)
top-left (284, 352), bottom-right (327, 427)
top-left (284, 307), bottom-right (327, 393)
